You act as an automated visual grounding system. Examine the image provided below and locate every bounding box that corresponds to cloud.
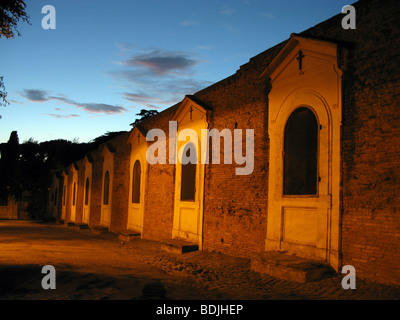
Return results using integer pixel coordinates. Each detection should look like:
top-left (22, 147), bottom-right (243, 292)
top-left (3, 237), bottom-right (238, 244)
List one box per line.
top-left (19, 90), bottom-right (127, 115)
top-left (121, 50), bottom-right (199, 75)
top-left (122, 92), bottom-right (170, 106)
top-left (9, 99), bottom-right (24, 104)
top-left (220, 5), bottom-right (236, 16)
top-left (43, 113), bottom-right (80, 119)
top-left (21, 89), bottom-right (49, 102)
top-left (50, 96), bottom-right (127, 114)
top-left (260, 12), bottom-right (276, 20)
top-left (79, 103), bottom-right (126, 114)
top-left (109, 46), bottom-right (212, 109)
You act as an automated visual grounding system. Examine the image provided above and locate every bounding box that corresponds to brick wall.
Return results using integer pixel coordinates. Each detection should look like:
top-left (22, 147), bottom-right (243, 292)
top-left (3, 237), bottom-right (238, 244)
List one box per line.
top-left (108, 132), bottom-right (131, 233)
top-left (299, 0), bottom-right (400, 286)
top-left (89, 148), bottom-right (103, 227)
top-left (50, 0), bottom-right (400, 286)
top-left (140, 105), bottom-right (180, 241)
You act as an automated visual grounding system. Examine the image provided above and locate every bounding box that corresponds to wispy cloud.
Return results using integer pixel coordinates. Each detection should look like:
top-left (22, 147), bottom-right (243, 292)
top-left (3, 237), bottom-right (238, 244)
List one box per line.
top-left (110, 46), bottom-right (212, 109)
top-left (260, 12), bottom-right (276, 20)
top-left (43, 113), bottom-right (80, 119)
top-left (21, 89), bottom-right (49, 102)
top-left (120, 49), bottom-right (199, 75)
top-left (19, 90), bottom-right (127, 115)
top-left (122, 92), bottom-right (170, 107)
top-left (220, 5), bottom-right (236, 16)
top-left (9, 99), bottom-right (24, 104)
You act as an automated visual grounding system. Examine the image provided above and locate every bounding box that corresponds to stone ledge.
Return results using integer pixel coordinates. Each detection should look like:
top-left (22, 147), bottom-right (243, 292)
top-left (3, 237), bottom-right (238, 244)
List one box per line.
top-left (118, 231), bottom-right (141, 242)
top-left (91, 226), bottom-right (109, 235)
top-left (251, 251), bottom-right (335, 283)
top-left (161, 239), bottom-right (199, 254)
top-left (74, 223), bottom-right (89, 230)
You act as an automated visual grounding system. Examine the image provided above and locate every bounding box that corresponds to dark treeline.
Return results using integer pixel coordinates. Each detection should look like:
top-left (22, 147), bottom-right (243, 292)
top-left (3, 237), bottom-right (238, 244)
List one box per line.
top-left (0, 130), bottom-right (127, 219)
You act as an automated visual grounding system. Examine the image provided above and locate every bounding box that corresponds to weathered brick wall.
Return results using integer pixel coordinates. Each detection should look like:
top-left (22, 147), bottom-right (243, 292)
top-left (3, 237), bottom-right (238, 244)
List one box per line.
top-left (50, 0), bottom-right (400, 286)
top-left (139, 105), bottom-right (180, 241)
top-left (108, 132), bottom-right (131, 233)
top-left (193, 68), bottom-right (272, 257)
top-left (89, 148), bottom-right (103, 227)
top-left (299, 0), bottom-right (400, 286)
top-left (75, 158), bottom-right (84, 224)
top-left (192, 0), bottom-right (400, 285)
top-left (191, 39), bottom-right (286, 258)
top-left (65, 165), bottom-right (72, 222)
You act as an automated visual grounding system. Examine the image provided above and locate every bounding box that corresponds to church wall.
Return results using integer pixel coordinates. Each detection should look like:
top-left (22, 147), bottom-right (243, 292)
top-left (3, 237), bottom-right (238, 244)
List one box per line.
top-left (193, 57), bottom-right (274, 257)
top-left (65, 166), bottom-right (72, 222)
top-left (89, 148), bottom-right (103, 227)
top-left (300, 0), bottom-right (400, 285)
top-left (108, 132), bottom-right (131, 233)
top-left (140, 106), bottom-right (180, 241)
top-left (75, 159), bottom-right (84, 224)
top-left (190, 0), bottom-right (400, 285)
top-left (47, 0), bottom-right (400, 286)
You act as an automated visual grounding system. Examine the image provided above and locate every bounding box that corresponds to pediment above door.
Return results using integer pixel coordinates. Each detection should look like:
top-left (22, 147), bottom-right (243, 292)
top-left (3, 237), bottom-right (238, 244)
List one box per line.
top-left (262, 34), bottom-right (341, 85)
top-left (172, 95), bottom-right (210, 129)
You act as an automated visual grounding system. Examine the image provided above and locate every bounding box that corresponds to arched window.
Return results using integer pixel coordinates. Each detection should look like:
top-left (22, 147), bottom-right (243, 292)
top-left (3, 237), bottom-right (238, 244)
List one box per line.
top-left (283, 107), bottom-right (318, 195)
top-left (72, 183), bottom-right (76, 206)
top-left (180, 143), bottom-right (196, 201)
top-left (84, 177), bottom-right (90, 205)
top-left (132, 160), bottom-right (141, 204)
top-left (103, 171), bottom-right (110, 205)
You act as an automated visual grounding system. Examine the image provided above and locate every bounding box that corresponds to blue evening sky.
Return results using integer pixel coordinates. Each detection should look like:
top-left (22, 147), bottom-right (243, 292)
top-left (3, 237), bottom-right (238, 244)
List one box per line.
top-left (0, 0), bottom-right (352, 143)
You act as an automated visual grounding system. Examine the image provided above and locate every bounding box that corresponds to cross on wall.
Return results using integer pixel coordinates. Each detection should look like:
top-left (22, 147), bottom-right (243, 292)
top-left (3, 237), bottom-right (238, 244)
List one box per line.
top-left (297, 50), bottom-right (305, 71)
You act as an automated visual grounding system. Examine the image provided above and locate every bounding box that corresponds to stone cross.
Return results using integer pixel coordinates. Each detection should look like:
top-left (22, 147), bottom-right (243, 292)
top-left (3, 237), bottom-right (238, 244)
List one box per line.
top-left (297, 50), bottom-right (305, 71)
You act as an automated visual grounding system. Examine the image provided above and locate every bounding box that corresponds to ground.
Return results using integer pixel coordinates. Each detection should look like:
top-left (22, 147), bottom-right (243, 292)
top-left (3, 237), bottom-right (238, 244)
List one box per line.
top-left (1, 220), bottom-right (400, 302)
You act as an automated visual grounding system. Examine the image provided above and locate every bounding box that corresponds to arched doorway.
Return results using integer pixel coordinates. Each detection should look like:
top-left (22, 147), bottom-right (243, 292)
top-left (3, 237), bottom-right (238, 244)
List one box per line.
top-left (266, 92), bottom-right (334, 263)
top-left (101, 170), bottom-right (111, 227)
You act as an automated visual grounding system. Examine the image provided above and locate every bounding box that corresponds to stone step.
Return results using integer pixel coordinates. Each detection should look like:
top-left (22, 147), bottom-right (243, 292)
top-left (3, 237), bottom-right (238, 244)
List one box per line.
top-left (118, 231), bottom-right (141, 242)
top-left (161, 239), bottom-right (199, 254)
top-left (74, 223), bottom-right (89, 230)
top-left (251, 251), bottom-right (335, 283)
top-left (91, 226), bottom-right (109, 235)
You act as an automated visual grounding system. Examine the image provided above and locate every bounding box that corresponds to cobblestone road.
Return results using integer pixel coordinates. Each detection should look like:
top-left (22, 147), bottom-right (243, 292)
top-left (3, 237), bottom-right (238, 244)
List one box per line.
top-left (1, 220), bottom-right (399, 301)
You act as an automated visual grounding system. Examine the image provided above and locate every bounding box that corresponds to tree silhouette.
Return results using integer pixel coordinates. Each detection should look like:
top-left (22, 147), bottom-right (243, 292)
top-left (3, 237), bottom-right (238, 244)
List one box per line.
top-left (1, 1), bottom-right (31, 118)
top-left (0, 76), bottom-right (10, 118)
top-left (0, 131), bottom-right (21, 203)
top-left (0, 0), bottom-right (30, 39)
top-left (130, 109), bottom-right (159, 127)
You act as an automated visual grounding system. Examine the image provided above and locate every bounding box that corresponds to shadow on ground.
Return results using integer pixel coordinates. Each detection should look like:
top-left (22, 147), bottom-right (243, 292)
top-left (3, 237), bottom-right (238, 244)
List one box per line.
top-left (0, 264), bottom-right (169, 300)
